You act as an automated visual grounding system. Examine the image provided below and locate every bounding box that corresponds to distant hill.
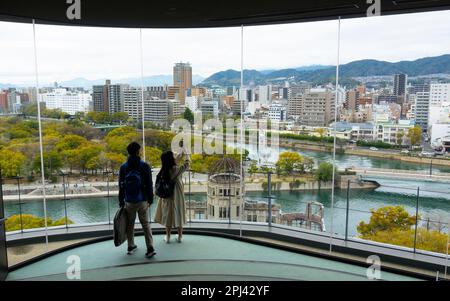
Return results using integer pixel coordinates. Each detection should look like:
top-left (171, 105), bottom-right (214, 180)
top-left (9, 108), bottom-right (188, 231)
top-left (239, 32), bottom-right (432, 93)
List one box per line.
top-left (1, 74), bottom-right (205, 89)
top-left (59, 74), bottom-right (205, 89)
top-left (201, 54), bottom-right (450, 86)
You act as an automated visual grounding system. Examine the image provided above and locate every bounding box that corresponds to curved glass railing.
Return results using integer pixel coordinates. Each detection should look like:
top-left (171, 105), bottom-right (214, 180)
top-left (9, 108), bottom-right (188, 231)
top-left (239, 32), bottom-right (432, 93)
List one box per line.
top-left (1, 10), bottom-right (450, 279)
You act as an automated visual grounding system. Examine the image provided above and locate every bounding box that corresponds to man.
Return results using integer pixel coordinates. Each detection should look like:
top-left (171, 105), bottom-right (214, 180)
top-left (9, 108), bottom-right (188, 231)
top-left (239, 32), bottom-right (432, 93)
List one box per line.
top-left (119, 142), bottom-right (156, 258)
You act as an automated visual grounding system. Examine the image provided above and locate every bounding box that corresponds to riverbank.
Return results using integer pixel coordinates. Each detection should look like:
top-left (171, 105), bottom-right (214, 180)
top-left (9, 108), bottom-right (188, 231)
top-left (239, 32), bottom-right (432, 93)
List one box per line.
top-left (278, 140), bottom-right (450, 167)
top-left (3, 176), bottom-right (378, 202)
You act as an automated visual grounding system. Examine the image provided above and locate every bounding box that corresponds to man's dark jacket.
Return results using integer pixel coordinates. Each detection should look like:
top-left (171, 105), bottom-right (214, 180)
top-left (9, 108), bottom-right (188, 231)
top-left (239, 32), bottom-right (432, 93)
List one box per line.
top-left (118, 155), bottom-right (153, 207)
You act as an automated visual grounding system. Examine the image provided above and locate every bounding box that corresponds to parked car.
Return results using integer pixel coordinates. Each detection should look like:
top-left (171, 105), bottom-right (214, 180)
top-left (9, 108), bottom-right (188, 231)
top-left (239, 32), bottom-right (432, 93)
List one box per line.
top-left (420, 151), bottom-right (435, 157)
top-left (400, 149), bottom-right (409, 154)
top-left (369, 147), bottom-right (378, 151)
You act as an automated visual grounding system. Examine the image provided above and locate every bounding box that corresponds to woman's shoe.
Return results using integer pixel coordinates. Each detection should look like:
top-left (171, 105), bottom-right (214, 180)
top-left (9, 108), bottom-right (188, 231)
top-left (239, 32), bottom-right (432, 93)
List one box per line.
top-left (164, 235), bottom-right (170, 243)
top-left (177, 235), bottom-right (182, 243)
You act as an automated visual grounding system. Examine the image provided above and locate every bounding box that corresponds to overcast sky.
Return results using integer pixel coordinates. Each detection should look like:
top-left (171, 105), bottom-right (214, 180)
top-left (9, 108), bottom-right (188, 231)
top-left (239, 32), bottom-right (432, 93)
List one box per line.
top-left (1, 9), bottom-right (450, 85)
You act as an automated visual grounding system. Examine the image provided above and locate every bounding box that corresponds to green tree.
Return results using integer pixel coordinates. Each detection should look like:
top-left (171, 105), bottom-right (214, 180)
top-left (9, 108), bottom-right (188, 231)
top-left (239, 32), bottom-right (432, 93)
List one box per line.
top-left (86, 111), bottom-right (111, 124)
top-left (55, 134), bottom-right (87, 151)
top-left (33, 151), bottom-right (63, 179)
top-left (103, 152), bottom-right (127, 172)
top-left (314, 127), bottom-right (326, 137)
top-left (315, 162), bottom-right (335, 182)
top-left (78, 144), bottom-right (103, 174)
top-left (6, 214), bottom-right (74, 231)
top-left (183, 107), bottom-right (195, 124)
top-left (145, 146), bottom-right (163, 168)
top-left (111, 112), bottom-right (129, 124)
top-left (396, 130), bottom-right (405, 146)
top-left (190, 154), bottom-right (207, 173)
top-left (276, 152), bottom-right (304, 175)
top-left (357, 206), bottom-right (417, 238)
top-left (105, 126), bottom-right (138, 155)
top-left (407, 125), bottom-right (422, 146)
top-left (360, 228), bottom-right (449, 254)
top-left (0, 148), bottom-right (26, 177)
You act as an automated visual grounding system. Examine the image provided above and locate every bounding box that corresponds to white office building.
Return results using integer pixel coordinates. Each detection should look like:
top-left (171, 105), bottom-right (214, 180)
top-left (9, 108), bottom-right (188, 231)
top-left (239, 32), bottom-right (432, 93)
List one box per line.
top-left (185, 96), bottom-right (199, 112)
top-left (430, 123), bottom-right (450, 150)
top-left (430, 83), bottom-right (450, 106)
top-left (375, 116), bottom-right (415, 145)
top-left (200, 100), bottom-right (219, 117)
top-left (268, 102), bottom-right (286, 122)
top-left (429, 101), bottom-right (450, 127)
top-left (39, 88), bottom-right (91, 115)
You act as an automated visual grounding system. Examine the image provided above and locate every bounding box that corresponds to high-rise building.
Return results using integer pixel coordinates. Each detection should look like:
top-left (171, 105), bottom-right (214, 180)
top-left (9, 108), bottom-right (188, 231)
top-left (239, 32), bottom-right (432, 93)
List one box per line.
top-left (93, 80), bottom-right (111, 112)
top-left (168, 99), bottom-right (182, 119)
top-left (108, 84), bottom-right (128, 114)
top-left (232, 99), bottom-right (247, 115)
top-left (414, 91), bottom-right (430, 131)
top-left (92, 80), bottom-right (128, 114)
top-left (145, 85), bottom-right (168, 100)
top-left (268, 102), bottom-right (286, 122)
top-left (393, 74), bottom-right (407, 97)
top-left (200, 100), bottom-right (219, 117)
top-left (429, 101), bottom-right (450, 127)
top-left (287, 89), bottom-right (335, 126)
top-left (287, 95), bottom-right (302, 119)
top-left (278, 87), bottom-right (289, 100)
top-left (258, 85), bottom-right (272, 105)
top-left (188, 87), bottom-right (206, 97)
top-left (412, 83), bottom-right (430, 94)
top-left (430, 83), bottom-right (450, 106)
top-left (7, 91), bottom-right (21, 113)
top-left (0, 91), bottom-right (8, 112)
top-left (185, 96), bottom-right (199, 112)
top-left (237, 88), bottom-right (253, 102)
top-left (144, 99), bottom-right (169, 125)
top-left (173, 62), bottom-right (192, 104)
top-left (300, 89), bottom-right (336, 127)
top-left (345, 90), bottom-right (359, 111)
top-left (123, 87), bottom-right (143, 120)
top-left (167, 86), bottom-right (180, 100)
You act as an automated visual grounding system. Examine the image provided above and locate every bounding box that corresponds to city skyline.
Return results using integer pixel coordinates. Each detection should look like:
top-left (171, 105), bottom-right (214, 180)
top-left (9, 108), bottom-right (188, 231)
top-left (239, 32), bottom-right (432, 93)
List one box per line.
top-left (1, 10), bottom-right (450, 86)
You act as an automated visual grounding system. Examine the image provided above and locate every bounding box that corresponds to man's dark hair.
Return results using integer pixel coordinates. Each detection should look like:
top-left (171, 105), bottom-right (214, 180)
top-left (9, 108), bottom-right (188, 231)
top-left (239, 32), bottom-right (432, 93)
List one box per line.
top-left (127, 142), bottom-right (141, 156)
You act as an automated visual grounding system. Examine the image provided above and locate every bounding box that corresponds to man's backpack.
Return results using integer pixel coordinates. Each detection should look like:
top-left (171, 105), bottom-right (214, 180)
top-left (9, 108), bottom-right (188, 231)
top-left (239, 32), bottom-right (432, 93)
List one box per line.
top-left (155, 171), bottom-right (175, 199)
top-left (124, 166), bottom-right (144, 202)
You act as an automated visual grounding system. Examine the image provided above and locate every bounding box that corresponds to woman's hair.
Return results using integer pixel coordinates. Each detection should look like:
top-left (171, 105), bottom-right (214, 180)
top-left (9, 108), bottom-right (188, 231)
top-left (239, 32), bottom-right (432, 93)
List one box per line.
top-left (160, 151), bottom-right (176, 179)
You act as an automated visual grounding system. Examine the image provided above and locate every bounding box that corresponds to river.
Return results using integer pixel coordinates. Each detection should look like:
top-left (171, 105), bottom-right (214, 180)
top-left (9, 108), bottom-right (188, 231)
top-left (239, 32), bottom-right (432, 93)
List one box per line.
top-left (4, 147), bottom-right (450, 237)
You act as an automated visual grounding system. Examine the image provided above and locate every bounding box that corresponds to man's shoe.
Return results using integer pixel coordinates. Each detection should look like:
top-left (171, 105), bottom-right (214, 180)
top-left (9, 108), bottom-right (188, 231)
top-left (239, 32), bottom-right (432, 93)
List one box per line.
top-left (145, 248), bottom-right (156, 258)
top-left (127, 245), bottom-right (137, 255)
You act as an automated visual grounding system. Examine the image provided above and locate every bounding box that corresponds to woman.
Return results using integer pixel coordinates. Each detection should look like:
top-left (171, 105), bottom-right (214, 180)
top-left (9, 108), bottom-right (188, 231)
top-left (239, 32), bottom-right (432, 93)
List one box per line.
top-left (154, 149), bottom-right (190, 243)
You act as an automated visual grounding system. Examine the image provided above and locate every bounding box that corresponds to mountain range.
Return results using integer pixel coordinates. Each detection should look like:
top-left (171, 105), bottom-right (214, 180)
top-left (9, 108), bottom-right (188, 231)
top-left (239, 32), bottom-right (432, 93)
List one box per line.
top-left (201, 54), bottom-right (450, 87)
top-left (2, 54), bottom-right (450, 89)
top-left (0, 74), bottom-right (205, 89)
